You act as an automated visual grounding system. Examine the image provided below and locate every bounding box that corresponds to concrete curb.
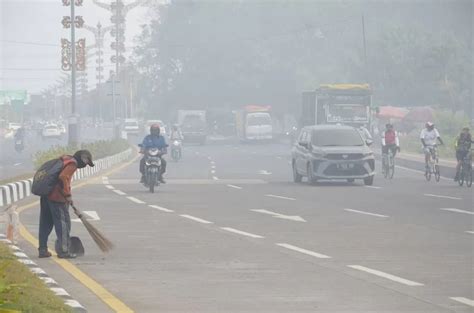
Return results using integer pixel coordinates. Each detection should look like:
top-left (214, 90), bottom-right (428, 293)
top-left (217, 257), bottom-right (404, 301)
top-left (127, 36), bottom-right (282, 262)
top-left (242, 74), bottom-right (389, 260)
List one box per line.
top-left (0, 149), bottom-right (132, 208)
top-left (0, 234), bottom-right (87, 313)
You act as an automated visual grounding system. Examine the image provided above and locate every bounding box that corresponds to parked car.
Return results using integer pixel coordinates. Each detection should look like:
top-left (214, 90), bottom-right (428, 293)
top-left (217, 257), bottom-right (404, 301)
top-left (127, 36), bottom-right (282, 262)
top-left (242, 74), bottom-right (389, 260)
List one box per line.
top-left (291, 124), bottom-right (375, 185)
top-left (42, 124), bottom-right (61, 139)
top-left (8, 123), bottom-right (22, 131)
top-left (123, 118), bottom-right (140, 135)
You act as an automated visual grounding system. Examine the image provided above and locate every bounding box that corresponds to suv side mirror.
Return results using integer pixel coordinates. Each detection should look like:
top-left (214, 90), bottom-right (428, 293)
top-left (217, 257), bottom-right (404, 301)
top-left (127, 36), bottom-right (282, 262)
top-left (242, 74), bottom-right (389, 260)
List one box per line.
top-left (366, 139), bottom-right (373, 146)
top-left (298, 142), bottom-right (308, 149)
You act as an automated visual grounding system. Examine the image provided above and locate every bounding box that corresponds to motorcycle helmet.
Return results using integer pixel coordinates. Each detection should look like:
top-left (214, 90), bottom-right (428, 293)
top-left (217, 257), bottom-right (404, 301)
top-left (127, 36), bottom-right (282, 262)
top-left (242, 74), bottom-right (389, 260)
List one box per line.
top-left (150, 124), bottom-right (161, 136)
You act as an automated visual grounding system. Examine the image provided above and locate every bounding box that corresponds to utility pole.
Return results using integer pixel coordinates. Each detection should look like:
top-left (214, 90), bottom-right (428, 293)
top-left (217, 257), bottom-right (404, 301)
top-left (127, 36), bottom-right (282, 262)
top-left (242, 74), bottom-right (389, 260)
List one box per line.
top-left (362, 15), bottom-right (368, 84)
top-left (97, 22), bottom-right (103, 121)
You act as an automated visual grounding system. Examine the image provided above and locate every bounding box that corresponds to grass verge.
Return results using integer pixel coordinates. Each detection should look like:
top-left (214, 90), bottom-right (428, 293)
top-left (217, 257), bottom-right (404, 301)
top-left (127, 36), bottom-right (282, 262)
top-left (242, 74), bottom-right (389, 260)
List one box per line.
top-left (0, 243), bottom-right (72, 313)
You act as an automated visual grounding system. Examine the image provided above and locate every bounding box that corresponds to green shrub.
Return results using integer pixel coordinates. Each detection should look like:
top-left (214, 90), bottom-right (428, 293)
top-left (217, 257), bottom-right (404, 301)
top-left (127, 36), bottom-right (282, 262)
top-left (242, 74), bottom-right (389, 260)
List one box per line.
top-left (33, 139), bottom-right (130, 169)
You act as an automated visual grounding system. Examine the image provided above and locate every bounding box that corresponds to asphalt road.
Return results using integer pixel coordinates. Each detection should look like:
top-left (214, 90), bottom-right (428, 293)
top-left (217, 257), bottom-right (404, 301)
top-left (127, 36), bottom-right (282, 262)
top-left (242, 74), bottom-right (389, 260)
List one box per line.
top-left (19, 142), bottom-right (473, 313)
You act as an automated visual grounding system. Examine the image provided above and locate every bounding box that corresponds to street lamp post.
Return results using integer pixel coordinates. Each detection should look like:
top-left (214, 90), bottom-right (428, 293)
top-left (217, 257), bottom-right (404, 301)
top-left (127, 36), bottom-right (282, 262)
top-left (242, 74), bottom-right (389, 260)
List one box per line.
top-left (62, 0), bottom-right (85, 146)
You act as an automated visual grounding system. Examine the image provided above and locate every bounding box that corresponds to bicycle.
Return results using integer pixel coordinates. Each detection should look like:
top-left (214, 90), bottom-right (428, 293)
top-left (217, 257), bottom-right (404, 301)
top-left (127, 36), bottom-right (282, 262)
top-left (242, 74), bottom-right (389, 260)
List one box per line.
top-left (382, 148), bottom-right (395, 179)
top-left (458, 149), bottom-right (472, 187)
top-left (425, 145), bottom-right (440, 182)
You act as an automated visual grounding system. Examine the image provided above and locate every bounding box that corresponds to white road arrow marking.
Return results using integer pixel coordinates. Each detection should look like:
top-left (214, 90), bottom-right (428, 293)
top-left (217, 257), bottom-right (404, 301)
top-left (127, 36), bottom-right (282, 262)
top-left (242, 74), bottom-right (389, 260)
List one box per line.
top-left (251, 209), bottom-right (306, 222)
top-left (72, 211), bottom-right (100, 222)
top-left (258, 170), bottom-right (272, 175)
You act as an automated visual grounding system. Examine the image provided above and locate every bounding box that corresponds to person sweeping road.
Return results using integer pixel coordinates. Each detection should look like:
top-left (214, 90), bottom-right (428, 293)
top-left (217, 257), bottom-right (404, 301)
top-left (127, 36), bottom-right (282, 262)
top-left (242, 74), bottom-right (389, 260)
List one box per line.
top-left (32, 150), bottom-right (95, 259)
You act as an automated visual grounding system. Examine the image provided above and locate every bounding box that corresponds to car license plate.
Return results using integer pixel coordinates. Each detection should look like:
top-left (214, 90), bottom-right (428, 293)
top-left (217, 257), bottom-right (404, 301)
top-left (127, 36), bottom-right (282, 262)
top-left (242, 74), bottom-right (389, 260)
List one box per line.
top-left (338, 163), bottom-right (354, 170)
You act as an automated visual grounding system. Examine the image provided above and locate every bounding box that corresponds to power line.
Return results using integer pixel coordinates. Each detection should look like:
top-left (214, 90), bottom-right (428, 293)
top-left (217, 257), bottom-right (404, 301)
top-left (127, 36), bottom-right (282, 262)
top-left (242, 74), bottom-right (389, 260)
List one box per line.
top-left (1, 39), bottom-right (59, 47)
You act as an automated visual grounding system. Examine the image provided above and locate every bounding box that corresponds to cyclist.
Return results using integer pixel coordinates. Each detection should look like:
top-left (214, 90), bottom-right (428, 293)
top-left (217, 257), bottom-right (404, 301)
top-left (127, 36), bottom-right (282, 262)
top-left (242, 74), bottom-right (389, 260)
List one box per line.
top-left (454, 127), bottom-right (473, 181)
top-left (420, 122), bottom-right (444, 170)
top-left (381, 123), bottom-right (400, 165)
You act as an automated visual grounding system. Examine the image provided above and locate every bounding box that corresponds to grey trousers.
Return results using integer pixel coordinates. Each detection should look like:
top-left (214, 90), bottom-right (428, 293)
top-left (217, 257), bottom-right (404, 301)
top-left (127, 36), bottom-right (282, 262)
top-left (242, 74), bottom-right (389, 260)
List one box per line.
top-left (39, 196), bottom-right (71, 254)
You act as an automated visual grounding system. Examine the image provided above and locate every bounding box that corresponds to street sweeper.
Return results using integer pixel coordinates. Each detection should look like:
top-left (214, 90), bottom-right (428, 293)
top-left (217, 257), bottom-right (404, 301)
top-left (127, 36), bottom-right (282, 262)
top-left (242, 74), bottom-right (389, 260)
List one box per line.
top-left (32, 150), bottom-right (95, 259)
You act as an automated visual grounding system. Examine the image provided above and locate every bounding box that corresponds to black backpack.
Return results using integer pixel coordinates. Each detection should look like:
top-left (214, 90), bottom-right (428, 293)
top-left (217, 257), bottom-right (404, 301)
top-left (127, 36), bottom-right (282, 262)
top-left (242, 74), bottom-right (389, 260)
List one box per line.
top-left (31, 158), bottom-right (64, 196)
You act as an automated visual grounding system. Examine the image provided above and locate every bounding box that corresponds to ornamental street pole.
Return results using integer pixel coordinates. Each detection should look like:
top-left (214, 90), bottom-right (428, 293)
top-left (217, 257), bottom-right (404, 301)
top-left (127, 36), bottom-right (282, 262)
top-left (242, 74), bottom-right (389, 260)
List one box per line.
top-left (69, 0), bottom-right (78, 145)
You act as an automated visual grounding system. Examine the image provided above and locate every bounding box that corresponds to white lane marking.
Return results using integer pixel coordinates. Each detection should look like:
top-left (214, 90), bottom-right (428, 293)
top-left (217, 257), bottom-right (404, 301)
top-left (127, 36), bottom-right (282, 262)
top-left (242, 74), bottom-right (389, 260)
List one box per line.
top-left (105, 185), bottom-right (115, 190)
top-left (440, 208), bottom-right (474, 215)
top-left (127, 196), bottom-right (145, 204)
top-left (148, 205), bottom-right (174, 213)
top-left (465, 231), bottom-right (474, 234)
top-left (258, 170), bottom-right (272, 175)
top-left (207, 156), bottom-right (212, 160)
top-left (450, 297), bottom-right (474, 307)
top-left (396, 165), bottom-right (449, 181)
top-left (265, 194), bottom-right (296, 201)
top-left (344, 209), bottom-right (389, 218)
top-left (220, 227), bottom-right (264, 239)
top-left (13, 163), bottom-right (22, 166)
top-left (102, 176), bottom-right (109, 183)
top-left (227, 184), bottom-right (242, 190)
top-left (276, 156), bottom-right (282, 160)
top-left (180, 214), bottom-right (213, 224)
top-left (211, 170), bottom-right (216, 174)
top-left (211, 165), bottom-right (216, 169)
top-left (210, 161), bottom-right (215, 165)
top-left (112, 189), bottom-right (126, 196)
top-left (13, 252), bottom-right (28, 258)
top-left (72, 211), bottom-right (100, 222)
top-left (424, 193), bottom-right (462, 200)
top-left (348, 265), bottom-right (424, 286)
top-left (251, 209), bottom-right (306, 222)
top-left (276, 243), bottom-right (331, 259)
top-left (364, 186), bottom-right (381, 189)
top-left (212, 176), bottom-right (219, 180)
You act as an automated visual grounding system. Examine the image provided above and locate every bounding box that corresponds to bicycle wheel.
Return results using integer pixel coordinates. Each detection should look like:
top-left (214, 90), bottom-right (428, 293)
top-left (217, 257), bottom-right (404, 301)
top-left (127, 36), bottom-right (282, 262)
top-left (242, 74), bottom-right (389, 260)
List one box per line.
top-left (458, 170), bottom-right (464, 186)
top-left (466, 166), bottom-right (472, 187)
top-left (388, 157), bottom-right (395, 179)
top-left (425, 165), bottom-right (431, 181)
top-left (434, 164), bottom-right (441, 182)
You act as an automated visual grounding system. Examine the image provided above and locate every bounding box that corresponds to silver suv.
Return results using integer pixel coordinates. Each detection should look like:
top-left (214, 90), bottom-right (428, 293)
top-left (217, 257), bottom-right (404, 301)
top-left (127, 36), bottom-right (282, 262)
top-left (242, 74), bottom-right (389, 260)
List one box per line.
top-left (291, 125), bottom-right (375, 185)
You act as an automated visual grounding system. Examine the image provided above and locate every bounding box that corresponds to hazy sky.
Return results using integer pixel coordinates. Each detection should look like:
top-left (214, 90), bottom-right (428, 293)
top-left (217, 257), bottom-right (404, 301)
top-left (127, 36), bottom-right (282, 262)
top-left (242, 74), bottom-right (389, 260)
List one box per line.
top-left (0, 0), bottom-right (148, 94)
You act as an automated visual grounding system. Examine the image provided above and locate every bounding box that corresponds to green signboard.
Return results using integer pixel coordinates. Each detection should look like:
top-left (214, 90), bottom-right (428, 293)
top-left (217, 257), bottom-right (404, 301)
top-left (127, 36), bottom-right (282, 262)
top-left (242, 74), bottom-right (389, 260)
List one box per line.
top-left (0, 90), bottom-right (27, 106)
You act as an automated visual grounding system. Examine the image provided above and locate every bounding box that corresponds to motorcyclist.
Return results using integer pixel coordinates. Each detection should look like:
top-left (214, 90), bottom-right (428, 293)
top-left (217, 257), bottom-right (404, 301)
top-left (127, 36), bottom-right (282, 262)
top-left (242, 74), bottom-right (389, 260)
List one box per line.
top-left (169, 124), bottom-right (184, 141)
top-left (14, 127), bottom-right (25, 141)
top-left (420, 122), bottom-right (444, 169)
top-left (140, 124), bottom-right (168, 183)
top-left (454, 127), bottom-right (473, 181)
top-left (381, 123), bottom-right (400, 157)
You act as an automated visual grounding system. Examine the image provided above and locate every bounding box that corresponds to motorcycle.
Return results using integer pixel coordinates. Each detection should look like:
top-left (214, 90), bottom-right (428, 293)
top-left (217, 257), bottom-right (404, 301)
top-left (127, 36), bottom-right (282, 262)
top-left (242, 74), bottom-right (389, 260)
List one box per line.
top-left (143, 147), bottom-right (162, 193)
top-left (171, 140), bottom-right (182, 161)
top-left (14, 138), bottom-right (24, 153)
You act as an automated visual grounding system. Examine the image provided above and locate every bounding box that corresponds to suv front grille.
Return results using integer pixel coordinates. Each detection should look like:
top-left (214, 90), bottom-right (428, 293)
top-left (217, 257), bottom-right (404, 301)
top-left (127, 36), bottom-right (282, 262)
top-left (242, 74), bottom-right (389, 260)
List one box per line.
top-left (325, 153), bottom-right (364, 160)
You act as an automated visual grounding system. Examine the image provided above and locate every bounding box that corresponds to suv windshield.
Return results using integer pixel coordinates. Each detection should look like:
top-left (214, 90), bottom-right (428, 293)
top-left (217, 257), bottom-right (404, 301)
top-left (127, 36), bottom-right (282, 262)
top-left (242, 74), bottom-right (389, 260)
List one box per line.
top-left (312, 129), bottom-right (364, 146)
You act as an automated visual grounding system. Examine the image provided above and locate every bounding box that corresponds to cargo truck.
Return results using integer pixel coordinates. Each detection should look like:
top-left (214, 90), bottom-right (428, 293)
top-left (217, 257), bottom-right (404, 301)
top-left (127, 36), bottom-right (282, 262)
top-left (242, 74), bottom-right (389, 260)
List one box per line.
top-left (235, 105), bottom-right (273, 142)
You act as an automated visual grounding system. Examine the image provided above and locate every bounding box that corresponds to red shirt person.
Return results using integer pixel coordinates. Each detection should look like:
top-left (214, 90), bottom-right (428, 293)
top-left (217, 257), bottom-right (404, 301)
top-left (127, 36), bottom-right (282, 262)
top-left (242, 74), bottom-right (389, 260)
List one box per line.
top-left (38, 150), bottom-right (94, 258)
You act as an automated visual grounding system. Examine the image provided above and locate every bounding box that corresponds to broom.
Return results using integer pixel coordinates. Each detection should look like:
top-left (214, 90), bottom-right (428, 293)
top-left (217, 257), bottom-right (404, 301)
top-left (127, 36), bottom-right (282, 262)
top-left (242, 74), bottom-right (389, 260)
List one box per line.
top-left (70, 202), bottom-right (114, 253)
top-left (61, 192), bottom-right (114, 252)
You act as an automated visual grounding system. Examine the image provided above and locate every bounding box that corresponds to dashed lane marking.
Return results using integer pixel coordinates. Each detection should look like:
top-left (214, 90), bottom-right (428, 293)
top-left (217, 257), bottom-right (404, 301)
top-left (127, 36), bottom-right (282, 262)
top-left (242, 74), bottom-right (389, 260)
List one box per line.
top-left (14, 162), bottom-right (22, 166)
top-left (364, 186), bottom-right (381, 189)
top-left (148, 205), bottom-right (174, 213)
top-left (220, 227), bottom-right (264, 239)
top-left (211, 170), bottom-right (216, 174)
top-left (212, 176), bottom-right (219, 180)
top-left (276, 243), bottom-right (331, 259)
top-left (344, 209), bottom-right (389, 218)
top-left (465, 231), bottom-right (474, 234)
top-left (127, 196), bottom-right (145, 204)
top-left (348, 265), bottom-right (424, 286)
top-left (105, 185), bottom-right (115, 190)
top-left (265, 194), bottom-right (296, 201)
top-left (180, 214), bottom-right (213, 224)
top-left (450, 297), bottom-right (474, 307)
top-left (424, 194), bottom-right (462, 200)
top-left (440, 208), bottom-right (474, 215)
top-left (227, 184), bottom-right (242, 190)
top-left (113, 189), bottom-right (126, 196)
